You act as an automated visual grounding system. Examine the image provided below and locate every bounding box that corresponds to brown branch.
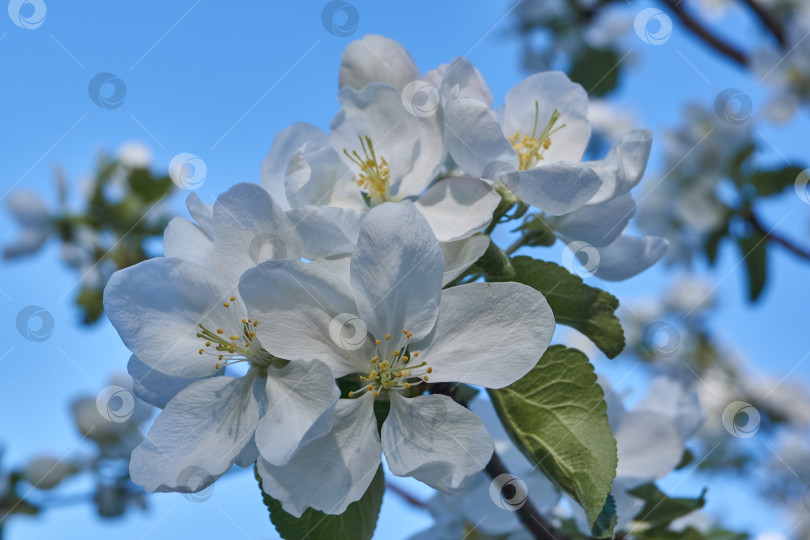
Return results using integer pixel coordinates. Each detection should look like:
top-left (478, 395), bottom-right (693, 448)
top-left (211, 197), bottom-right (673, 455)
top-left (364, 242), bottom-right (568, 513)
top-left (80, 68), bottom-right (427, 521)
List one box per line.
top-left (660, 0), bottom-right (748, 66)
top-left (385, 481), bottom-right (427, 509)
top-left (484, 451), bottom-right (571, 540)
top-left (744, 211), bottom-right (810, 260)
top-left (741, 0), bottom-right (787, 48)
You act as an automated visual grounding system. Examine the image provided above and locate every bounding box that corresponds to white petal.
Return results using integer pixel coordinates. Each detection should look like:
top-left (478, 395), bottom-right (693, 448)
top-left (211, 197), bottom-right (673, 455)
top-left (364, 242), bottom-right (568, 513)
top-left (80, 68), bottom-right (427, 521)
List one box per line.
top-left (634, 378), bottom-right (705, 440)
top-left (339, 34), bottom-right (420, 91)
top-left (239, 260), bottom-right (364, 377)
top-left (255, 358), bottom-right (340, 466)
top-left (185, 192), bottom-right (214, 237)
top-left (104, 258), bottom-right (235, 378)
top-left (589, 235), bottom-right (668, 281)
top-left (444, 96), bottom-right (518, 179)
top-left (285, 145), bottom-right (366, 210)
top-left (436, 57), bottom-right (494, 106)
top-left (615, 411), bottom-right (683, 482)
top-left (331, 83), bottom-right (444, 199)
top-left (413, 177), bottom-right (500, 242)
top-left (257, 395), bottom-right (381, 517)
top-left (127, 355), bottom-right (223, 409)
top-left (3, 229), bottom-right (49, 259)
top-left (261, 123), bottom-right (329, 210)
top-left (382, 393), bottom-right (494, 493)
top-left (440, 235), bottom-right (490, 286)
top-left (350, 201), bottom-right (444, 354)
top-left (162, 217), bottom-right (213, 265)
top-left (504, 71), bottom-right (591, 163)
top-left (6, 190), bottom-right (50, 228)
top-left (130, 374), bottom-right (261, 492)
top-left (414, 282), bottom-right (554, 388)
top-left (212, 182), bottom-right (301, 286)
top-left (286, 205), bottom-right (364, 259)
top-left (501, 163), bottom-right (602, 215)
top-left (586, 129), bottom-right (652, 204)
top-left (551, 193), bottom-right (636, 247)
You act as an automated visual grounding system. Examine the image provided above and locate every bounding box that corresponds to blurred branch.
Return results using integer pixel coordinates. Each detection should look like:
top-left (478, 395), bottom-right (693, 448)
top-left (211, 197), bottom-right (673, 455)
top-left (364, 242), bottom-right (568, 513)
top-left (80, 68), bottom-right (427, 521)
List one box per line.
top-left (660, 0), bottom-right (748, 66)
top-left (745, 211), bottom-right (810, 260)
top-left (384, 481), bottom-right (427, 509)
top-left (740, 0), bottom-right (786, 48)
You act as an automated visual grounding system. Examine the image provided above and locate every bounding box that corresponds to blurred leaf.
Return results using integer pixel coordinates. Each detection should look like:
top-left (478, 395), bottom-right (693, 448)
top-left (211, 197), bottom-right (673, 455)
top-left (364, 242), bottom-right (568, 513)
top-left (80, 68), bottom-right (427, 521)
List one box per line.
top-left (568, 47), bottom-right (620, 97)
top-left (475, 241), bottom-right (516, 280)
top-left (704, 214), bottom-right (731, 267)
top-left (76, 287), bottom-right (105, 324)
top-left (628, 482), bottom-right (706, 527)
top-left (747, 166), bottom-right (804, 197)
top-left (256, 466), bottom-right (384, 540)
top-left (675, 448), bottom-right (694, 470)
top-left (505, 256), bottom-right (625, 358)
top-left (591, 494), bottom-right (617, 538)
top-left (128, 169), bottom-right (174, 203)
top-left (736, 230), bottom-right (767, 302)
top-left (489, 345), bottom-right (617, 527)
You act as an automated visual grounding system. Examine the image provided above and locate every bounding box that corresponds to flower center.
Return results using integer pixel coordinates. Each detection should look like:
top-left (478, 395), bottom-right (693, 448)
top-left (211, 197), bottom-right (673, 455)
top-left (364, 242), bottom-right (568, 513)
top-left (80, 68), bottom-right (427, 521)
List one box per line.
top-left (196, 296), bottom-right (276, 370)
top-left (343, 135), bottom-right (391, 205)
top-left (348, 329), bottom-right (432, 398)
top-left (509, 102), bottom-right (565, 171)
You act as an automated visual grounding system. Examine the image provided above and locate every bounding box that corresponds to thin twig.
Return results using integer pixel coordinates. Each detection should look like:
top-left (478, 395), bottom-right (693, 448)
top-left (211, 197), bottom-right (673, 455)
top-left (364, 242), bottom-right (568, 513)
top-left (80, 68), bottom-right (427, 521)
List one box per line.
top-left (741, 0), bottom-right (786, 48)
top-left (660, 0), bottom-right (748, 66)
top-left (484, 451), bottom-right (570, 540)
top-left (744, 211), bottom-right (810, 260)
top-left (385, 481), bottom-right (427, 508)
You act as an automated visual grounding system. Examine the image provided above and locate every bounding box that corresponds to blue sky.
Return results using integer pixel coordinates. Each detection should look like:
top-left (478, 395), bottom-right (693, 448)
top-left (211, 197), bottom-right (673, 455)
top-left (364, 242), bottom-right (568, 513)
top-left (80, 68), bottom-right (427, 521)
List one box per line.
top-left (1, 0), bottom-right (808, 538)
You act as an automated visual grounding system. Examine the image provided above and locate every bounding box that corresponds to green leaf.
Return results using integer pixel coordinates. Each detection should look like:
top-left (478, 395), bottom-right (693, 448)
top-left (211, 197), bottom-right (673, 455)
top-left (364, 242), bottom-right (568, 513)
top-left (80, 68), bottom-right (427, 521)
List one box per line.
top-left (747, 166), bottom-right (805, 197)
top-left (488, 345), bottom-right (617, 527)
top-left (627, 482), bottom-right (706, 527)
top-left (637, 526), bottom-right (747, 540)
top-left (505, 256), bottom-right (625, 358)
top-left (514, 214), bottom-right (557, 247)
top-left (736, 230), bottom-right (767, 302)
top-left (568, 47), bottom-right (621, 97)
top-left (256, 466), bottom-right (385, 540)
top-left (475, 241), bottom-right (515, 280)
top-left (591, 494), bottom-right (617, 538)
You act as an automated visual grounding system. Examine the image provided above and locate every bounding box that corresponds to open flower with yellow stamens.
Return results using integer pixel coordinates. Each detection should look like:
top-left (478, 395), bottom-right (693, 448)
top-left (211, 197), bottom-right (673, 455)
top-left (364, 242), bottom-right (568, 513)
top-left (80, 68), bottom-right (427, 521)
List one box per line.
top-left (238, 201), bottom-right (555, 517)
top-left (103, 182), bottom-right (339, 495)
top-left (444, 68), bottom-right (604, 215)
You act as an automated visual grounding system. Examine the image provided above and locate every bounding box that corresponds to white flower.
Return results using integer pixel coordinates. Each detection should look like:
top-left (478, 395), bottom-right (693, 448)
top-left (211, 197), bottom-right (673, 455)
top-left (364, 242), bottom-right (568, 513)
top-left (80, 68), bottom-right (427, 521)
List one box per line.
top-left (103, 182), bottom-right (340, 494)
top-left (752, 26), bottom-right (810, 124)
top-left (240, 201), bottom-right (555, 516)
top-left (444, 70), bottom-right (604, 215)
top-left (3, 190), bottom-right (51, 259)
top-left (23, 456), bottom-right (77, 490)
top-left (546, 129), bottom-right (669, 281)
top-left (116, 141), bottom-right (153, 169)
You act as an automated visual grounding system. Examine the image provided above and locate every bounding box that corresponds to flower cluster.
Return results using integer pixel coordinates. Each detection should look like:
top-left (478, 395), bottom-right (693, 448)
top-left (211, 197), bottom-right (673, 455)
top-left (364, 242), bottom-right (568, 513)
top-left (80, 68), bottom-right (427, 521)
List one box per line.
top-left (103, 35), bottom-right (662, 518)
